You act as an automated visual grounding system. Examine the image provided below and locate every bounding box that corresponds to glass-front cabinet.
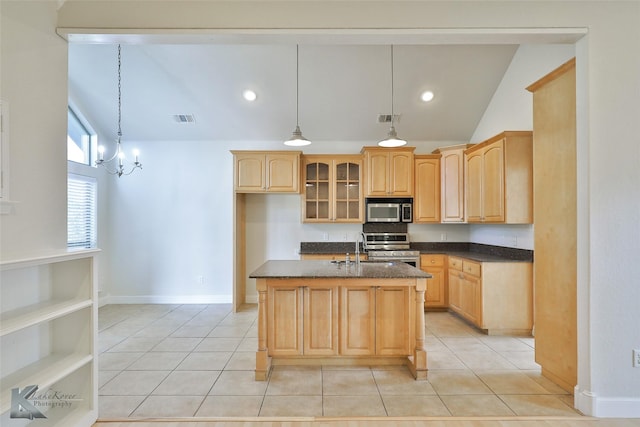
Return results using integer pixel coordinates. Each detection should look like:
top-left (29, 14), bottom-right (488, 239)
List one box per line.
top-left (303, 155), bottom-right (363, 223)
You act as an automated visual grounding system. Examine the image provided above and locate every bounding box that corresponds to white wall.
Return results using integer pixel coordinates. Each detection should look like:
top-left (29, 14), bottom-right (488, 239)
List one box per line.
top-left (468, 44), bottom-right (576, 251)
top-left (105, 138), bottom-right (470, 303)
top-left (0, 1), bottom-right (69, 259)
top-left (471, 44), bottom-right (577, 143)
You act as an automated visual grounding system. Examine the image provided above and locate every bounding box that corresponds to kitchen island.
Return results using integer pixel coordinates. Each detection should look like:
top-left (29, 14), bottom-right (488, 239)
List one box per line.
top-left (249, 260), bottom-right (431, 380)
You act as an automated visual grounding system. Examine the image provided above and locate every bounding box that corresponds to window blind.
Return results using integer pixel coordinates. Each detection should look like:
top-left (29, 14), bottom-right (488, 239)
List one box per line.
top-left (67, 174), bottom-right (97, 249)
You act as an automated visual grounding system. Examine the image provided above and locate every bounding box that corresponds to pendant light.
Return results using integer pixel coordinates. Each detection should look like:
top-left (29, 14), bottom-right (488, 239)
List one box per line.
top-left (284, 45), bottom-right (311, 147)
top-left (95, 44), bottom-right (143, 177)
top-left (378, 45), bottom-right (407, 148)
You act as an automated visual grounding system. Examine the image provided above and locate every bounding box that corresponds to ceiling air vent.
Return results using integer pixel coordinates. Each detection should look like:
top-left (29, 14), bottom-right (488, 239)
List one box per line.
top-left (377, 114), bottom-right (401, 123)
top-left (173, 114), bottom-right (196, 124)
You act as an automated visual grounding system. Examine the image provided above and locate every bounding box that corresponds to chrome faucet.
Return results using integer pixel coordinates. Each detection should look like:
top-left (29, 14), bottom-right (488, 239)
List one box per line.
top-left (355, 233), bottom-right (364, 266)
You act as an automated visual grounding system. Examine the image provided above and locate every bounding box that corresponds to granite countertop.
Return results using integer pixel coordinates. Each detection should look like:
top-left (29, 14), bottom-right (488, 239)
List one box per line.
top-left (249, 260), bottom-right (432, 279)
top-left (299, 242), bottom-right (533, 263)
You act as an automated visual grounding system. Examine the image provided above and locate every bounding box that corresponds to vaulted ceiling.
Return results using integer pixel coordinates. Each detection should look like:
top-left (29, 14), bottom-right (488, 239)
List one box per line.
top-left (68, 43), bottom-right (519, 144)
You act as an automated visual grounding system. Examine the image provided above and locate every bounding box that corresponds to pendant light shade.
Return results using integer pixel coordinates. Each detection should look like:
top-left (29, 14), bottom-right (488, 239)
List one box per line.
top-left (285, 125), bottom-right (310, 146)
top-left (285, 45), bottom-right (311, 147)
top-left (379, 125), bottom-right (407, 148)
top-left (379, 45), bottom-right (407, 147)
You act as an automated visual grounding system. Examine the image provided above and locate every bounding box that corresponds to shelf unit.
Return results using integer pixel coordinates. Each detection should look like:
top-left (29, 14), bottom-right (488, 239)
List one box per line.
top-left (0, 249), bottom-right (98, 427)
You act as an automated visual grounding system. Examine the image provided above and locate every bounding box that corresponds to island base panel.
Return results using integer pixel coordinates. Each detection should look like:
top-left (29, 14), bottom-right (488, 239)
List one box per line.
top-left (255, 350), bottom-right (271, 381)
top-left (255, 355), bottom-right (427, 380)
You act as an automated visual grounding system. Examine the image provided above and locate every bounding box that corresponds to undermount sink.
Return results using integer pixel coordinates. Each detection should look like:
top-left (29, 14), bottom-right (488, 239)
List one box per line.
top-left (330, 260), bottom-right (394, 265)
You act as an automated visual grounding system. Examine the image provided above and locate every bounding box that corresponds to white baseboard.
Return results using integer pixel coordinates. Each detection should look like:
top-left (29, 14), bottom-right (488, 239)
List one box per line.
top-left (575, 386), bottom-right (640, 417)
top-left (105, 294), bottom-right (233, 305)
top-left (245, 294), bottom-right (258, 304)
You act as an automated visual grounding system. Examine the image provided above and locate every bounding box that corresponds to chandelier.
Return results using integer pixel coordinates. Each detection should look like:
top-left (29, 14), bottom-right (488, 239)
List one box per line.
top-left (95, 44), bottom-right (143, 177)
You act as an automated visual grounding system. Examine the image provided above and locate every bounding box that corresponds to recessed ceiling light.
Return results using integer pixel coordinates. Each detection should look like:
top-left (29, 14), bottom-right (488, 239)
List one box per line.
top-left (243, 90), bottom-right (257, 102)
top-left (420, 91), bottom-right (435, 102)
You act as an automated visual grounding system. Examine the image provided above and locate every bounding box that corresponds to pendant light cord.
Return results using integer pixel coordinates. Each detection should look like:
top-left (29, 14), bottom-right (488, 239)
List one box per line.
top-left (117, 44), bottom-right (122, 139)
top-left (296, 44), bottom-right (299, 128)
top-left (390, 45), bottom-right (395, 125)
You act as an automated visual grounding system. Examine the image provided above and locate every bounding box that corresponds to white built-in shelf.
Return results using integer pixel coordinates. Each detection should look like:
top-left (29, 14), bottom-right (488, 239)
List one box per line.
top-left (0, 298), bottom-right (93, 337)
top-left (0, 352), bottom-right (93, 414)
top-left (0, 248), bottom-right (99, 271)
top-left (0, 250), bottom-right (98, 427)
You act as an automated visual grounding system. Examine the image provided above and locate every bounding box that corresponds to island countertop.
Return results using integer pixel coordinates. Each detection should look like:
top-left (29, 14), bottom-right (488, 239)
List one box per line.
top-left (249, 260), bottom-right (431, 279)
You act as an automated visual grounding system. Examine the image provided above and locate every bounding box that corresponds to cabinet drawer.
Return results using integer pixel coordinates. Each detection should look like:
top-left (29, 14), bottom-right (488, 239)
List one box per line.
top-left (448, 256), bottom-right (463, 271)
top-left (462, 260), bottom-right (481, 277)
top-left (421, 254), bottom-right (445, 267)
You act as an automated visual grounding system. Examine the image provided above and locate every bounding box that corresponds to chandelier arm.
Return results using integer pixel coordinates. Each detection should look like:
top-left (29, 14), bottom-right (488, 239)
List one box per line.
top-left (120, 164), bottom-right (143, 177)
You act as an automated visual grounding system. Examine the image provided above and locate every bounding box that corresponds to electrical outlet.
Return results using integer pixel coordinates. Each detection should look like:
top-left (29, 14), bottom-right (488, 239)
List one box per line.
top-left (512, 236), bottom-right (518, 247)
top-left (322, 232), bottom-right (329, 241)
top-left (196, 275), bottom-right (204, 285)
top-left (633, 349), bottom-right (640, 368)
top-left (440, 233), bottom-right (447, 241)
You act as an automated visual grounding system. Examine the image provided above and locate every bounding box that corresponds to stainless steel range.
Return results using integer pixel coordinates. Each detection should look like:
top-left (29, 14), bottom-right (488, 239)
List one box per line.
top-left (363, 232), bottom-right (421, 269)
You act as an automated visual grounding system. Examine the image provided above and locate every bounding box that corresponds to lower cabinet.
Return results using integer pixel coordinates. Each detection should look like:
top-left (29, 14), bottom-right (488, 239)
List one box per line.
top-left (268, 284), bottom-right (339, 356)
top-left (269, 283), bottom-right (412, 357)
top-left (447, 256), bottom-right (533, 335)
top-left (420, 254), bottom-right (447, 308)
top-left (341, 286), bottom-right (412, 356)
top-left (448, 256), bottom-right (482, 327)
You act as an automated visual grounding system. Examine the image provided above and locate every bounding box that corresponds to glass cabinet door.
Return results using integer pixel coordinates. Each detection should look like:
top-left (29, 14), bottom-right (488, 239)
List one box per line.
top-left (305, 161), bottom-right (330, 220)
top-left (334, 162), bottom-right (360, 221)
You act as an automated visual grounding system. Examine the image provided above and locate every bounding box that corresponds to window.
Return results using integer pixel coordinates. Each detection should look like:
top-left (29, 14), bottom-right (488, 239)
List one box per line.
top-left (67, 174), bottom-right (97, 249)
top-left (67, 107), bottom-right (97, 166)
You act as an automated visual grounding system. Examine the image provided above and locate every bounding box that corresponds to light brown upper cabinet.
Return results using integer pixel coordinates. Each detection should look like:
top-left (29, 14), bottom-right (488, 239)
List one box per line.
top-left (361, 147), bottom-right (415, 197)
top-left (302, 155), bottom-right (363, 223)
top-left (433, 144), bottom-right (474, 223)
top-left (231, 151), bottom-right (301, 193)
top-left (464, 132), bottom-right (533, 224)
top-left (414, 154), bottom-right (441, 223)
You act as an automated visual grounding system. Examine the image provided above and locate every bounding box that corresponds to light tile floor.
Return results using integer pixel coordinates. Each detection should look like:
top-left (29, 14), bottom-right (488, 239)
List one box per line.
top-left (97, 304), bottom-right (580, 418)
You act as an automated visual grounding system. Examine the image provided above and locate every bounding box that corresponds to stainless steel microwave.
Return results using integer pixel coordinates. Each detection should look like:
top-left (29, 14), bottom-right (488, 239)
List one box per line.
top-left (366, 198), bottom-right (412, 223)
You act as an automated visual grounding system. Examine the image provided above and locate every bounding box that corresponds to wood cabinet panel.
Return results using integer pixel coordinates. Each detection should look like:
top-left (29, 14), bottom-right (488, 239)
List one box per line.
top-left (303, 287), bottom-right (339, 356)
top-left (389, 151), bottom-right (414, 195)
top-left (421, 254), bottom-right (447, 308)
top-left (375, 287), bottom-right (412, 356)
top-left (448, 270), bottom-right (461, 312)
top-left (482, 142), bottom-right (505, 222)
top-left (367, 151), bottom-right (391, 196)
top-left (464, 132), bottom-right (532, 224)
top-left (414, 155), bottom-right (441, 223)
top-left (527, 58), bottom-right (577, 392)
top-left (232, 151), bottom-right (301, 193)
top-left (267, 286), bottom-right (303, 356)
top-left (362, 147), bottom-right (415, 197)
top-left (234, 153), bottom-right (265, 191)
top-left (459, 273), bottom-right (481, 325)
top-left (465, 151), bottom-right (483, 222)
top-left (435, 145), bottom-right (473, 223)
top-left (340, 287), bottom-right (376, 355)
